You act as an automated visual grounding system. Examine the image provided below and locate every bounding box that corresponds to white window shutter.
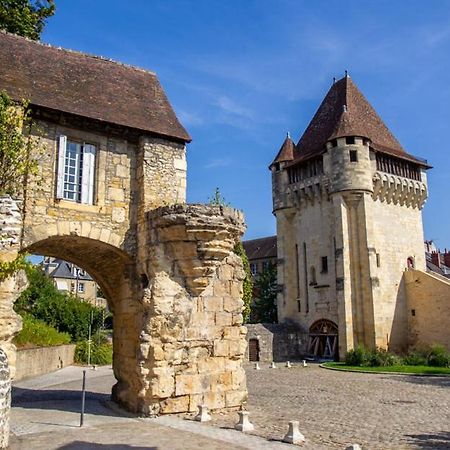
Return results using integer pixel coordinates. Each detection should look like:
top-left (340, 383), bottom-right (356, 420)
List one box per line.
top-left (81, 144), bottom-right (96, 204)
top-left (56, 135), bottom-right (67, 199)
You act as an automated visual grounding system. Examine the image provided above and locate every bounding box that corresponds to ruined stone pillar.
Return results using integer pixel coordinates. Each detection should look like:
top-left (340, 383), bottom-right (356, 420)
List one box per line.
top-left (113, 204), bottom-right (248, 415)
top-left (0, 348), bottom-right (11, 449)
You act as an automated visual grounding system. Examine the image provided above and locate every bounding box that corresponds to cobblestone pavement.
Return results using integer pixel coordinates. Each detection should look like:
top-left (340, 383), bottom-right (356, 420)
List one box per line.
top-left (9, 364), bottom-right (450, 449)
top-left (210, 363), bottom-right (450, 449)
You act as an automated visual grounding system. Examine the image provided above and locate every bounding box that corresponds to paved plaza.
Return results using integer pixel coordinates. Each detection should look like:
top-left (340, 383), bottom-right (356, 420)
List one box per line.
top-left (9, 364), bottom-right (450, 449)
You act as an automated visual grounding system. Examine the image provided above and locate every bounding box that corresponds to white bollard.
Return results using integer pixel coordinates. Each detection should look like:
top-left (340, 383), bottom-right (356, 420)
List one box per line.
top-left (270, 361), bottom-right (277, 369)
top-left (302, 360), bottom-right (308, 367)
top-left (285, 361), bottom-right (292, 368)
top-left (283, 420), bottom-right (305, 445)
top-left (235, 411), bottom-right (254, 432)
top-left (194, 405), bottom-right (211, 422)
top-left (345, 445), bottom-right (362, 450)
top-left (254, 362), bottom-right (261, 370)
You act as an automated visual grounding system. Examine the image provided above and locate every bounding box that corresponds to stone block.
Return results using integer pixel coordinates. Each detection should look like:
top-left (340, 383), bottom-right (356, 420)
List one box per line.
top-left (213, 340), bottom-right (229, 357)
top-left (159, 395), bottom-right (190, 414)
top-left (108, 187), bottom-right (125, 202)
top-left (226, 389), bottom-right (247, 408)
top-left (215, 312), bottom-right (232, 327)
top-left (203, 296), bottom-right (224, 312)
top-left (175, 374), bottom-right (207, 396)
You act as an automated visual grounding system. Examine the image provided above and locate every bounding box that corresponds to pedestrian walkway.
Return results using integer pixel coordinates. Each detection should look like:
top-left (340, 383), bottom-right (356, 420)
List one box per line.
top-left (10, 366), bottom-right (295, 449)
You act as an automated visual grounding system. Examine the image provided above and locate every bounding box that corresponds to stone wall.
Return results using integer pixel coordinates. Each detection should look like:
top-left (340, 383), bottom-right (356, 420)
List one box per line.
top-left (0, 349), bottom-right (10, 449)
top-left (15, 344), bottom-right (76, 381)
top-left (405, 269), bottom-right (450, 352)
top-left (245, 323), bottom-right (308, 362)
top-left (112, 204), bottom-right (248, 415)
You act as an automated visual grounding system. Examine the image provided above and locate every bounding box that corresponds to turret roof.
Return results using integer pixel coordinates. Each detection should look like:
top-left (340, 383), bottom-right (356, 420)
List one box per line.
top-left (271, 133), bottom-right (294, 166)
top-left (289, 75), bottom-right (428, 166)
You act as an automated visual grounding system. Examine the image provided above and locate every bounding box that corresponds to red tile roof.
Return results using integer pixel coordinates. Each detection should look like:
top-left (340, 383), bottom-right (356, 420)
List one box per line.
top-left (289, 76), bottom-right (427, 166)
top-left (0, 31), bottom-right (191, 142)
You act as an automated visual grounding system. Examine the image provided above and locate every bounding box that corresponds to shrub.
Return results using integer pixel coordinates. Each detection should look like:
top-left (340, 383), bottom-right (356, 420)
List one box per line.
top-left (427, 345), bottom-right (450, 368)
top-left (14, 315), bottom-right (71, 348)
top-left (345, 345), bottom-right (369, 366)
top-left (367, 348), bottom-right (400, 367)
top-left (403, 351), bottom-right (427, 366)
top-left (15, 265), bottom-right (105, 342)
top-left (75, 340), bottom-right (113, 366)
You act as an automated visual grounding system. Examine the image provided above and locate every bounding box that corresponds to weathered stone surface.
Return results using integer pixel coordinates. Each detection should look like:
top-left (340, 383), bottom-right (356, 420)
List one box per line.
top-left (0, 348), bottom-right (10, 449)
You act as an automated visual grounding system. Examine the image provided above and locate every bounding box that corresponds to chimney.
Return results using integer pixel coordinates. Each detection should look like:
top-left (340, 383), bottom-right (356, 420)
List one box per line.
top-left (431, 251), bottom-right (441, 268)
top-left (444, 249), bottom-right (450, 268)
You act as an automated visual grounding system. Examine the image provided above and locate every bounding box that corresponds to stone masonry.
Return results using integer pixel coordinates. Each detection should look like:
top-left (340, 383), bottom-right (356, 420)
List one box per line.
top-left (0, 348), bottom-right (10, 449)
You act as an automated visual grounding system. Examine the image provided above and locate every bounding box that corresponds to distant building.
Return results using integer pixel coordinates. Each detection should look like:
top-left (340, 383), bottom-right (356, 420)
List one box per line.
top-left (425, 241), bottom-right (450, 278)
top-left (42, 257), bottom-right (104, 306)
top-left (243, 236), bottom-right (277, 277)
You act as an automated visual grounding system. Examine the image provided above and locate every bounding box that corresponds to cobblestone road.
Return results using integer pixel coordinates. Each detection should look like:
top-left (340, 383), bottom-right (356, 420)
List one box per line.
top-left (211, 363), bottom-right (450, 449)
top-left (10, 364), bottom-right (450, 449)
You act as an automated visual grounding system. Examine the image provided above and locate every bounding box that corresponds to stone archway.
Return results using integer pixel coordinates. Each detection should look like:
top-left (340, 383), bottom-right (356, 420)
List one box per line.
top-left (308, 319), bottom-right (338, 360)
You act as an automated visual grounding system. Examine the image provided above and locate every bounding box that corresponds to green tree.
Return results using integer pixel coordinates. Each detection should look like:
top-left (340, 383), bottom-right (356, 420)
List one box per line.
top-left (233, 241), bottom-right (253, 323)
top-left (253, 263), bottom-right (278, 323)
top-left (0, 0), bottom-right (55, 40)
top-left (0, 91), bottom-right (39, 197)
top-left (15, 264), bottom-right (105, 342)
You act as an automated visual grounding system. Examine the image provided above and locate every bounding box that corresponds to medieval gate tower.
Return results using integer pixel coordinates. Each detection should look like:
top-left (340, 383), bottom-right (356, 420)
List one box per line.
top-left (271, 74), bottom-right (432, 359)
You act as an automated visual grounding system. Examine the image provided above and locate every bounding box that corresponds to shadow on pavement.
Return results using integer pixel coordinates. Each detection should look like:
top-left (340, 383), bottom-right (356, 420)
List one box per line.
top-left (12, 387), bottom-right (131, 418)
top-left (382, 375), bottom-right (450, 388)
top-left (405, 431), bottom-right (450, 449)
top-left (58, 443), bottom-right (157, 450)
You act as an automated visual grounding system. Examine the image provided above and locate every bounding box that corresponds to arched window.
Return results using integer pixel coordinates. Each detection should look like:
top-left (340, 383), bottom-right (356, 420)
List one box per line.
top-left (407, 257), bottom-right (415, 269)
top-left (309, 266), bottom-right (317, 285)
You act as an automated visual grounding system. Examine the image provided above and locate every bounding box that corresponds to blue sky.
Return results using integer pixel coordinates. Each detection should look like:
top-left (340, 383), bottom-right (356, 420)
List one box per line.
top-left (42, 0), bottom-right (450, 248)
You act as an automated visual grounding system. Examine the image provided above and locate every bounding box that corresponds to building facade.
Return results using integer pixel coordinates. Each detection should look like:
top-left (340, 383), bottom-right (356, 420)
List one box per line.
top-left (270, 75), bottom-right (450, 359)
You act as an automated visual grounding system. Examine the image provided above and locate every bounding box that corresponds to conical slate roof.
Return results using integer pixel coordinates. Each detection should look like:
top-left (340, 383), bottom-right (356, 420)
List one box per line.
top-left (271, 133), bottom-right (294, 166)
top-left (290, 76), bottom-right (427, 166)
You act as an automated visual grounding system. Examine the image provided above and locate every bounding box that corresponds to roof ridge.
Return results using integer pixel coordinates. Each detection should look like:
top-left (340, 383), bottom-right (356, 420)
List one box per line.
top-left (0, 28), bottom-right (157, 76)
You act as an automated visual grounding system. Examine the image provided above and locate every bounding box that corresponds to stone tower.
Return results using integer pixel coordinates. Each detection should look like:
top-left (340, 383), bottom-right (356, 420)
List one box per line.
top-left (271, 75), bottom-right (430, 359)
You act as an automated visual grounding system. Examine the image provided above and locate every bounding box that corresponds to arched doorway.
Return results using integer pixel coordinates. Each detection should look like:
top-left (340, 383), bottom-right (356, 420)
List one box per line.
top-left (308, 319), bottom-right (338, 360)
top-left (248, 338), bottom-right (260, 361)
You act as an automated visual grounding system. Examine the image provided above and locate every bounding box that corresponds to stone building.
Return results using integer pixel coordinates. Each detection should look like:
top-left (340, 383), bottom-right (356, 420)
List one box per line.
top-left (243, 236), bottom-right (277, 277)
top-left (42, 258), bottom-right (99, 304)
top-left (271, 74), bottom-right (450, 359)
top-left (0, 31), bottom-right (248, 415)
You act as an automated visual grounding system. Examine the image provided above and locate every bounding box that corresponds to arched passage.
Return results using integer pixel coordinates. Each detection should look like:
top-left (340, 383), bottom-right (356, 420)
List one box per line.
top-left (22, 235), bottom-right (141, 404)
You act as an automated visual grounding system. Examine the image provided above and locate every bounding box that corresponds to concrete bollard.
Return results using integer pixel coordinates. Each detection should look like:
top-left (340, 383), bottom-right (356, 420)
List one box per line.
top-left (283, 420), bottom-right (305, 445)
top-left (270, 362), bottom-right (277, 369)
top-left (254, 362), bottom-right (260, 370)
top-left (235, 411), bottom-right (254, 432)
top-left (194, 405), bottom-right (211, 422)
top-left (0, 348), bottom-right (11, 449)
top-left (302, 360), bottom-right (308, 367)
top-left (286, 361), bottom-right (292, 368)
top-left (345, 445), bottom-right (362, 450)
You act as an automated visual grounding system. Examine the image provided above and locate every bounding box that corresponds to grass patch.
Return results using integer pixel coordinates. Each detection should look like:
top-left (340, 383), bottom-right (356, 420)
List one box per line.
top-left (323, 362), bottom-right (450, 375)
top-left (14, 315), bottom-right (71, 348)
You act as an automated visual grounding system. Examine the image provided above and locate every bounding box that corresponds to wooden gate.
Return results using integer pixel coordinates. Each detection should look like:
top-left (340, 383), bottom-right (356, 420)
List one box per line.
top-left (308, 319), bottom-right (338, 360)
top-left (248, 338), bottom-right (260, 361)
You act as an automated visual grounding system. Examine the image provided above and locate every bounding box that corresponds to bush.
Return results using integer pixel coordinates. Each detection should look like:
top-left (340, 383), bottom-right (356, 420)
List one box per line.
top-left (367, 348), bottom-right (400, 367)
top-left (15, 265), bottom-right (105, 342)
top-left (345, 345), bottom-right (369, 366)
top-left (427, 345), bottom-right (450, 368)
top-left (75, 340), bottom-right (113, 366)
top-left (14, 315), bottom-right (71, 348)
top-left (403, 351), bottom-right (427, 366)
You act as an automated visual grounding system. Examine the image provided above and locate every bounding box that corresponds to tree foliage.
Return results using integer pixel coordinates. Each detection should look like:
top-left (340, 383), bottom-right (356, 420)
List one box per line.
top-left (0, 0), bottom-right (55, 40)
top-left (253, 263), bottom-right (278, 323)
top-left (233, 241), bottom-right (253, 323)
top-left (0, 91), bottom-right (39, 197)
top-left (15, 264), bottom-right (105, 342)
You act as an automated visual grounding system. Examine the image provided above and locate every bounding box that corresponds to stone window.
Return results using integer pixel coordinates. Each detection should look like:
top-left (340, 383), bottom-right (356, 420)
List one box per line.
top-left (56, 135), bottom-right (96, 204)
top-left (346, 136), bottom-right (355, 145)
top-left (349, 150), bottom-right (358, 162)
top-left (78, 282), bottom-right (85, 293)
top-left (376, 253), bottom-right (381, 267)
top-left (407, 257), bottom-right (415, 269)
top-left (321, 256), bottom-right (328, 273)
top-left (262, 260), bottom-right (271, 272)
top-left (250, 263), bottom-right (257, 276)
top-left (309, 266), bottom-right (317, 286)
